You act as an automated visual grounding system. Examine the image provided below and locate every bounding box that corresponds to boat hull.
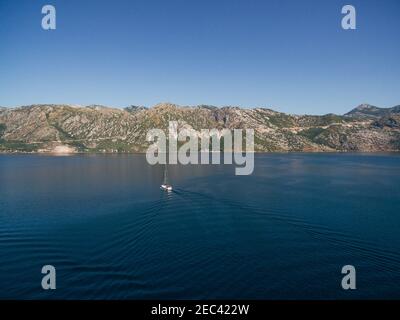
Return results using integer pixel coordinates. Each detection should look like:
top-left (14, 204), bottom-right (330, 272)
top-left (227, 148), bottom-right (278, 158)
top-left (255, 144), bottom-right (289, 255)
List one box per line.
top-left (160, 184), bottom-right (173, 191)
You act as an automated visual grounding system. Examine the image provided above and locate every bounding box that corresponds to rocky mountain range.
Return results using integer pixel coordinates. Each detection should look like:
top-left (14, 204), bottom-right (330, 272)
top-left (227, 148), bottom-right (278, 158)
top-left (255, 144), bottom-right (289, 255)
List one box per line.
top-left (0, 103), bottom-right (399, 153)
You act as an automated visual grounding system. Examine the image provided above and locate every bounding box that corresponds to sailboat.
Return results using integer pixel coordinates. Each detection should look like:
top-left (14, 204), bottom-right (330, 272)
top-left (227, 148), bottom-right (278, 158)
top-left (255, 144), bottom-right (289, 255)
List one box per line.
top-left (160, 164), bottom-right (173, 191)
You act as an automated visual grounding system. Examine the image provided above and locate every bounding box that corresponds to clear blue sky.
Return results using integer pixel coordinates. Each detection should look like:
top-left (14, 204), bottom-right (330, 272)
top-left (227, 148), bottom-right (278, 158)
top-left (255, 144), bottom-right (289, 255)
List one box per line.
top-left (0, 0), bottom-right (399, 114)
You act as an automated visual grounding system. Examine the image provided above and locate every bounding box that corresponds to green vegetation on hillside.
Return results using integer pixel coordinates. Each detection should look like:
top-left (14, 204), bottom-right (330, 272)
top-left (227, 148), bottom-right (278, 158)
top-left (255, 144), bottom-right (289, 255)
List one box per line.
top-left (0, 123), bottom-right (6, 139)
top-left (0, 140), bottom-right (41, 152)
top-left (268, 114), bottom-right (295, 127)
top-left (298, 127), bottom-right (325, 140)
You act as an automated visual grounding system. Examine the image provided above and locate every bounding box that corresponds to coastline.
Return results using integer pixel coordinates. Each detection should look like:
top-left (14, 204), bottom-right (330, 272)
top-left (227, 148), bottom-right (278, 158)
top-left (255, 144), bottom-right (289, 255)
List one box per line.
top-left (1, 150), bottom-right (400, 155)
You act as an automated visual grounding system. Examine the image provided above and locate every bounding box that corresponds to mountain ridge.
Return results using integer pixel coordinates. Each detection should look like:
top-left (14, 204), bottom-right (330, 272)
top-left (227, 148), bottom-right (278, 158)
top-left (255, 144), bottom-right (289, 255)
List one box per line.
top-left (1, 103), bottom-right (399, 153)
top-left (345, 103), bottom-right (400, 119)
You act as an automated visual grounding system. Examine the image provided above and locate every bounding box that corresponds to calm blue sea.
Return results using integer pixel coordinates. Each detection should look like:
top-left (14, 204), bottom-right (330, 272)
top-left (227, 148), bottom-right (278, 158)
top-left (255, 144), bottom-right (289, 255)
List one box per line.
top-left (0, 153), bottom-right (399, 299)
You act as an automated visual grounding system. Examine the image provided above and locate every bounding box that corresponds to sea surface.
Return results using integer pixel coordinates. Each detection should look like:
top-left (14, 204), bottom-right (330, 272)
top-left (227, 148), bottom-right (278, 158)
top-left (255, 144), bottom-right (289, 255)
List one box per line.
top-left (0, 153), bottom-right (399, 299)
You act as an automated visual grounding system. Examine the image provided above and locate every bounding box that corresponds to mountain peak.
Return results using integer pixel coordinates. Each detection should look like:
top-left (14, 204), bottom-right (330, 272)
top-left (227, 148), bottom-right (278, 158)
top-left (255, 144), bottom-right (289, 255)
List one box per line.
top-left (354, 103), bottom-right (377, 110)
top-left (346, 104), bottom-right (388, 119)
top-left (124, 105), bottom-right (147, 113)
top-left (153, 102), bottom-right (180, 110)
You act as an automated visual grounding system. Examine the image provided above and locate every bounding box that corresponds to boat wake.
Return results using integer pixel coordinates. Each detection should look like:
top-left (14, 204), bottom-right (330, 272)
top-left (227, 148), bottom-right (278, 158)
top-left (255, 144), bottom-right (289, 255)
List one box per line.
top-left (173, 187), bottom-right (400, 275)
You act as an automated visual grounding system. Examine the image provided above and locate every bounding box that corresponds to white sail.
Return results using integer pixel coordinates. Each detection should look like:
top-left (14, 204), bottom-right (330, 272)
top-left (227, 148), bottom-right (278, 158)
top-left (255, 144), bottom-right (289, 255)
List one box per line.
top-left (161, 164), bottom-right (172, 191)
